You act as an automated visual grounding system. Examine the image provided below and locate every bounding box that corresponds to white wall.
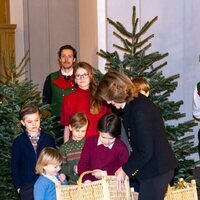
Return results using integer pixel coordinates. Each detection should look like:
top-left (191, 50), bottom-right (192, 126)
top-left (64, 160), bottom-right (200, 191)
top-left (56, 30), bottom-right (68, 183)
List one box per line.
top-left (97, 0), bottom-right (106, 73)
top-left (79, 0), bottom-right (98, 68)
top-left (105, 0), bottom-right (200, 160)
top-left (9, 0), bottom-right (25, 68)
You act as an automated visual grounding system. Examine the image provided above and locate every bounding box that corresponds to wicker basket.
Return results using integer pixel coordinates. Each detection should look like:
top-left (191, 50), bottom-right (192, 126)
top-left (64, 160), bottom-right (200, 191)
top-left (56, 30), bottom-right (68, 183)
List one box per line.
top-left (164, 179), bottom-right (198, 200)
top-left (56, 170), bottom-right (132, 200)
top-left (130, 178), bottom-right (198, 200)
top-left (130, 188), bottom-right (139, 200)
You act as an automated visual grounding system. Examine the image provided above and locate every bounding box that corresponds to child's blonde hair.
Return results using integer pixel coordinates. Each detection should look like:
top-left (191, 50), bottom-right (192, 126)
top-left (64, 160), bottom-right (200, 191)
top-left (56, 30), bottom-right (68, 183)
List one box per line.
top-left (69, 112), bottom-right (88, 129)
top-left (132, 77), bottom-right (150, 94)
top-left (35, 147), bottom-right (62, 175)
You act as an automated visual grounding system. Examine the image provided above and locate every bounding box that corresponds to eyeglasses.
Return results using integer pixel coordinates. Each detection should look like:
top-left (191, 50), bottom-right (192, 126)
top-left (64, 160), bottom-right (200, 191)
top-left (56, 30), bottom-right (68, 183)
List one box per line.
top-left (75, 73), bottom-right (89, 80)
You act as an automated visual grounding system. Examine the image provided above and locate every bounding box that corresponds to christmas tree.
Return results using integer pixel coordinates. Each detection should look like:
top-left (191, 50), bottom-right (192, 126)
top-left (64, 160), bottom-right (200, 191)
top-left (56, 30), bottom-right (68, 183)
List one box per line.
top-left (98, 6), bottom-right (198, 182)
top-left (0, 52), bottom-right (56, 199)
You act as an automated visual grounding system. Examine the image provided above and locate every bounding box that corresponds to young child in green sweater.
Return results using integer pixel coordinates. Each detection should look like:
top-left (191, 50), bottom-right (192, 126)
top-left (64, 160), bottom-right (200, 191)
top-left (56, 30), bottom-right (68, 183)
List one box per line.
top-left (59, 112), bottom-right (88, 184)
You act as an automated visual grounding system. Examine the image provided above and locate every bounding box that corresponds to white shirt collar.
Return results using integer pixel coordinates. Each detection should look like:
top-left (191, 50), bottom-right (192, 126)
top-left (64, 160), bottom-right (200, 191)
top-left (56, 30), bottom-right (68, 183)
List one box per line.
top-left (121, 102), bottom-right (126, 109)
top-left (97, 137), bottom-right (114, 149)
top-left (61, 68), bottom-right (73, 76)
top-left (42, 173), bottom-right (58, 184)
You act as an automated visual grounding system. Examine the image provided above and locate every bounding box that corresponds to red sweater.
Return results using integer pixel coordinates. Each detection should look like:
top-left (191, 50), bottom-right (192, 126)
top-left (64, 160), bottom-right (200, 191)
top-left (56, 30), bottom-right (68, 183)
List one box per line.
top-left (78, 136), bottom-right (129, 181)
top-left (60, 87), bottom-right (110, 137)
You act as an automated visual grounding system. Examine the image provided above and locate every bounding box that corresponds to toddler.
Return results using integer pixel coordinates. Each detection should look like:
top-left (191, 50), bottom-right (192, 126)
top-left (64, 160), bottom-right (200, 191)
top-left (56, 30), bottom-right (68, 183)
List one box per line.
top-left (34, 147), bottom-right (67, 200)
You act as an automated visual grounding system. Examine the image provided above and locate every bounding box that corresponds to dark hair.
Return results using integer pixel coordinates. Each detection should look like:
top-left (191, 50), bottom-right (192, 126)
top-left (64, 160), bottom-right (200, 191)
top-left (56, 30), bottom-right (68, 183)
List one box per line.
top-left (58, 45), bottom-right (77, 59)
top-left (69, 112), bottom-right (88, 129)
top-left (20, 104), bottom-right (40, 120)
top-left (97, 113), bottom-right (121, 138)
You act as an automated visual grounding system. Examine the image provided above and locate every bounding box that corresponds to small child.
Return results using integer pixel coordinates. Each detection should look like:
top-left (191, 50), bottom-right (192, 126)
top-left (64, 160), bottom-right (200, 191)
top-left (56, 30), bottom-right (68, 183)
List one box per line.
top-left (34, 147), bottom-right (67, 200)
top-left (11, 104), bottom-right (56, 200)
top-left (78, 113), bottom-right (129, 182)
top-left (59, 112), bottom-right (88, 184)
top-left (132, 77), bottom-right (150, 97)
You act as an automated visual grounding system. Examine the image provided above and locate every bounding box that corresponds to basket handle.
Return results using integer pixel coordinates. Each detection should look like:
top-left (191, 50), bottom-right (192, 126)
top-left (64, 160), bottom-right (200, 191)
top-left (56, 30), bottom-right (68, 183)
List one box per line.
top-left (77, 170), bottom-right (107, 186)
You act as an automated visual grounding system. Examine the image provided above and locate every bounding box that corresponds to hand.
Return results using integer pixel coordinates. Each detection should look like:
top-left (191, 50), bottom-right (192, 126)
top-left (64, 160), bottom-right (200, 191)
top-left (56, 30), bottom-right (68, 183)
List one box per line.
top-left (58, 173), bottom-right (66, 183)
top-left (84, 180), bottom-right (92, 183)
top-left (74, 165), bottom-right (78, 174)
top-left (64, 126), bottom-right (70, 142)
top-left (115, 167), bottom-right (126, 191)
top-left (92, 169), bottom-right (107, 179)
top-left (55, 181), bottom-right (61, 186)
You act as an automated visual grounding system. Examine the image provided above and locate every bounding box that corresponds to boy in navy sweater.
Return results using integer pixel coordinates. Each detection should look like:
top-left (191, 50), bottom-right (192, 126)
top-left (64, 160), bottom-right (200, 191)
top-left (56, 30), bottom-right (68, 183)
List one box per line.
top-left (11, 105), bottom-right (56, 200)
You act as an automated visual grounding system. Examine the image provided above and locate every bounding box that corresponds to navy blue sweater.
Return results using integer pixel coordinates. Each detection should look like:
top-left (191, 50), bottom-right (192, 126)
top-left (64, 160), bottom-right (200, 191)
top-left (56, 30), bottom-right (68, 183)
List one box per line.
top-left (11, 129), bottom-right (56, 189)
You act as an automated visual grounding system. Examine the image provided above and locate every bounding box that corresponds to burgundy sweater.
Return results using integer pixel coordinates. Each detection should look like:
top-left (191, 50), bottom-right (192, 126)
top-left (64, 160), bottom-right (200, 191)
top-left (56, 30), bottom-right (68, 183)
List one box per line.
top-left (78, 136), bottom-right (129, 182)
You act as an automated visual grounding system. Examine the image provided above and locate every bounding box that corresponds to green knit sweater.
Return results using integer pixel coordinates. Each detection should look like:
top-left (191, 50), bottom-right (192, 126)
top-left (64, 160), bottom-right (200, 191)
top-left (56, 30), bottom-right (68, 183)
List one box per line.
top-left (59, 138), bottom-right (85, 184)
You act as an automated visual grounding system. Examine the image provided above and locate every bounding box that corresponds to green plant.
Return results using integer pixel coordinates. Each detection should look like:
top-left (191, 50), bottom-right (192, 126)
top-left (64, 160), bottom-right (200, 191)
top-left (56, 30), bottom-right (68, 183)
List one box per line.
top-left (0, 51), bottom-right (57, 199)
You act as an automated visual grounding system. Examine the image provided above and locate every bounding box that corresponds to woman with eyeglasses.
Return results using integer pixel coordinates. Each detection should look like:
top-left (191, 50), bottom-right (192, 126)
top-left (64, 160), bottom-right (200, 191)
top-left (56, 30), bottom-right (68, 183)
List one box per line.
top-left (60, 62), bottom-right (110, 143)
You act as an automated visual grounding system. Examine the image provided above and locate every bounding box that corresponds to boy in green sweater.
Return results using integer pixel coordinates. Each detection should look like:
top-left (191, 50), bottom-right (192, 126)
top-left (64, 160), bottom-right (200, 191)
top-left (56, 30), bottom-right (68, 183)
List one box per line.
top-left (59, 112), bottom-right (88, 184)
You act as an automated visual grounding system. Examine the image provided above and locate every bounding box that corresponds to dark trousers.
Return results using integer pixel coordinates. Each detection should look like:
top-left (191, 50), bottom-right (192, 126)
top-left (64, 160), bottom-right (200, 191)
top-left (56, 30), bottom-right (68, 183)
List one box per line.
top-left (55, 123), bottom-right (64, 147)
top-left (54, 116), bottom-right (64, 147)
top-left (19, 183), bottom-right (34, 200)
top-left (138, 170), bottom-right (174, 200)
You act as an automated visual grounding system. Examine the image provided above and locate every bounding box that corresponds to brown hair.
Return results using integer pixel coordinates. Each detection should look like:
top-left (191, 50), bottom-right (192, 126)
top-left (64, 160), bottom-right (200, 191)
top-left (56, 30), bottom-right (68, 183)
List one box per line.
top-left (95, 71), bottom-right (138, 104)
top-left (73, 62), bottom-right (99, 114)
top-left (132, 77), bottom-right (150, 94)
top-left (20, 104), bottom-right (40, 120)
top-left (35, 147), bottom-right (62, 175)
top-left (73, 62), bottom-right (97, 93)
top-left (69, 112), bottom-right (88, 129)
top-left (58, 45), bottom-right (77, 59)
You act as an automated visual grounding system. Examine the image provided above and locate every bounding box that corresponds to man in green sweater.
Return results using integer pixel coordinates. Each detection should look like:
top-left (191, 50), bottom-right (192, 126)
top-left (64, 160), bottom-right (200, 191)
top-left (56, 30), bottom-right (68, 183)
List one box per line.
top-left (43, 45), bottom-right (77, 145)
